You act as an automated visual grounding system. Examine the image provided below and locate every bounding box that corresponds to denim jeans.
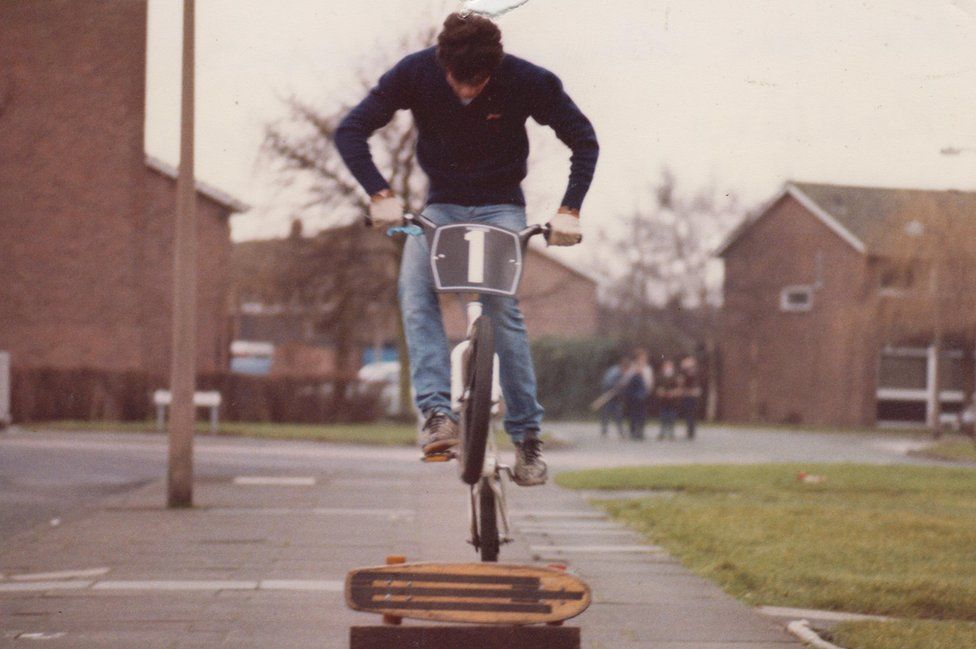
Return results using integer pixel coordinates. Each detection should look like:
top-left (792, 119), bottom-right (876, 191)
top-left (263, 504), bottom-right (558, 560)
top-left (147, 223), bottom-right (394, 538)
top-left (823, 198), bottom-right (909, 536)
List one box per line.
top-left (398, 203), bottom-right (544, 442)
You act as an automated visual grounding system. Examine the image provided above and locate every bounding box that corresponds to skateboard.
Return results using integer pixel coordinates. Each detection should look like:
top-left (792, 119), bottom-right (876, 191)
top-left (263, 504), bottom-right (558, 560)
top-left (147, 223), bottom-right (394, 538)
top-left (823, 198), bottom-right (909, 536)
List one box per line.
top-left (345, 562), bottom-right (591, 625)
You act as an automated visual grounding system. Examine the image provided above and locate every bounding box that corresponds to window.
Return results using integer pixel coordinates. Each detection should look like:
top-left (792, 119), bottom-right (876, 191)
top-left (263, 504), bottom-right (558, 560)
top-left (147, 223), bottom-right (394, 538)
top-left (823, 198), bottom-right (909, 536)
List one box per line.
top-left (779, 285), bottom-right (813, 312)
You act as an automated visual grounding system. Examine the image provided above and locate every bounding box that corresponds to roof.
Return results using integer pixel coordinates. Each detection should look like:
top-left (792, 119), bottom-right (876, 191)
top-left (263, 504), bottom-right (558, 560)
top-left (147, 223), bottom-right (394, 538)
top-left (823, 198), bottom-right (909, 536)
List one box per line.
top-left (145, 155), bottom-right (250, 213)
top-left (719, 181), bottom-right (976, 257)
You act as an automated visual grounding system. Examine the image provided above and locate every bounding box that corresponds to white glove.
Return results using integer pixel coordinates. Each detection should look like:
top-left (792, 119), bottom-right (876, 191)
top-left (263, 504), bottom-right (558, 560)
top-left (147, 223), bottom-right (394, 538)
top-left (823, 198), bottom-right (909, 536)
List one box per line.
top-left (546, 212), bottom-right (582, 246)
top-left (368, 194), bottom-right (404, 230)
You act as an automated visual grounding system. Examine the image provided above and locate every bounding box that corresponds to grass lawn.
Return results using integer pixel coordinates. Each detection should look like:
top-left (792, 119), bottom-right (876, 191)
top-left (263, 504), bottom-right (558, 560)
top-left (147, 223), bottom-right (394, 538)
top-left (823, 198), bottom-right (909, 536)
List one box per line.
top-left (23, 420), bottom-right (418, 445)
top-left (832, 619), bottom-right (976, 649)
top-left (21, 420), bottom-right (570, 449)
top-left (556, 463), bottom-right (976, 646)
top-left (915, 438), bottom-right (976, 463)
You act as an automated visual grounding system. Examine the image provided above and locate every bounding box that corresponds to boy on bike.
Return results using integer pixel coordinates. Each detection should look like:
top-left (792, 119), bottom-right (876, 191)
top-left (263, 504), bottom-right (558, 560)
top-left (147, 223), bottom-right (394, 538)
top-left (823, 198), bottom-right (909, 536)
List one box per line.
top-left (335, 12), bottom-right (598, 486)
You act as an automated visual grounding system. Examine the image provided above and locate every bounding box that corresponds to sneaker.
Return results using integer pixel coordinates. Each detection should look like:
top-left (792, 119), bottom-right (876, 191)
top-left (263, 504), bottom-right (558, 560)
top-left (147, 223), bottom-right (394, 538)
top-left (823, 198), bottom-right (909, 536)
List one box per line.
top-left (421, 412), bottom-right (459, 456)
top-left (513, 436), bottom-right (548, 486)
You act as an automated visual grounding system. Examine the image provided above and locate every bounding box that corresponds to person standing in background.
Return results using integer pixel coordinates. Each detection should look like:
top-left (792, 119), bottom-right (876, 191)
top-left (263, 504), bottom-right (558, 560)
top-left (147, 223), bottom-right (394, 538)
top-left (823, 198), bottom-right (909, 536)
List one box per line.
top-left (599, 355), bottom-right (628, 438)
top-left (678, 355), bottom-right (702, 440)
top-left (656, 359), bottom-right (679, 441)
top-left (623, 348), bottom-right (653, 440)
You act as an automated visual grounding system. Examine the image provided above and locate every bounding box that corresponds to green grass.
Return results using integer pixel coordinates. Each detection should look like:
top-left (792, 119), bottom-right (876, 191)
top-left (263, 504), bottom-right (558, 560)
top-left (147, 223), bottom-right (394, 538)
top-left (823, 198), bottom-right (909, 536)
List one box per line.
top-left (22, 420), bottom-right (570, 449)
top-left (23, 420), bottom-right (418, 445)
top-left (916, 438), bottom-right (976, 463)
top-left (832, 619), bottom-right (976, 649)
top-left (556, 464), bottom-right (976, 621)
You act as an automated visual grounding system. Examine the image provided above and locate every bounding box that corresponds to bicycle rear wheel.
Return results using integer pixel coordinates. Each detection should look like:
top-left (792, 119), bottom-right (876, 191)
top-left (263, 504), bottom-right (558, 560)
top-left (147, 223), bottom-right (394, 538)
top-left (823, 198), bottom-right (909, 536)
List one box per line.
top-left (478, 478), bottom-right (499, 562)
top-left (459, 315), bottom-right (494, 486)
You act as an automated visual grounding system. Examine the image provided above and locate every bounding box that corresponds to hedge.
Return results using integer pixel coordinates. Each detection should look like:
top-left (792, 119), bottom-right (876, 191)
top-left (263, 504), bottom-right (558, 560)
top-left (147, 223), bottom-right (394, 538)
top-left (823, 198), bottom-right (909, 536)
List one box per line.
top-left (10, 367), bottom-right (383, 424)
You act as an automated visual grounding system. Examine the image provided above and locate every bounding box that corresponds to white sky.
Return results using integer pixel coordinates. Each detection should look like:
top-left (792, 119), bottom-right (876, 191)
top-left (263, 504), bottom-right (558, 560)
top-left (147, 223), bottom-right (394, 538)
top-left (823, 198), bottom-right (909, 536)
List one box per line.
top-left (146, 0), bottom-right (976, 264)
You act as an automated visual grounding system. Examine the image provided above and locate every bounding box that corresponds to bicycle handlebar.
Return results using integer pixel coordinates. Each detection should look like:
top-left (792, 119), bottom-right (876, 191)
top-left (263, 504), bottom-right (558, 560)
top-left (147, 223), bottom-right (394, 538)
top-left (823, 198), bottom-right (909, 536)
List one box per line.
top-left (367, 213), bottom-right (578, 245)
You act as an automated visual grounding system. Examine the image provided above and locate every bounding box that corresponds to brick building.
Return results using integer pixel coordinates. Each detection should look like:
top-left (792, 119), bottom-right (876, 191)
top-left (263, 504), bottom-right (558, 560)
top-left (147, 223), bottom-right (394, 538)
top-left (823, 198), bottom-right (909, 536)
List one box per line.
top-left (718, 182), bottom-right (976, 427)
top-left (0, 1), bottom-right (245, 377)
top-left (231, 223), bottom-right (600, 377)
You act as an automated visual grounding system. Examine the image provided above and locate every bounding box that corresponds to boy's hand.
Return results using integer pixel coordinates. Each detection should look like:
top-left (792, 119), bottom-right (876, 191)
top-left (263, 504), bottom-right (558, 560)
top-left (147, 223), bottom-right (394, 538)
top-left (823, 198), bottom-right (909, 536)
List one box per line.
top-left (546, 208), bottom-right (582, 246)
top-left (369, 189), bottom-right (404, 229)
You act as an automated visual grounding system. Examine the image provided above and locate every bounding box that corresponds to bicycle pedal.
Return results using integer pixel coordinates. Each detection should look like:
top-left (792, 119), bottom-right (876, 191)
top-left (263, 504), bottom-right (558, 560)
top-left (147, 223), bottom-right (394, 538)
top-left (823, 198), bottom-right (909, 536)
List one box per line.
top-left (421, 451), bottom-right (456, 463)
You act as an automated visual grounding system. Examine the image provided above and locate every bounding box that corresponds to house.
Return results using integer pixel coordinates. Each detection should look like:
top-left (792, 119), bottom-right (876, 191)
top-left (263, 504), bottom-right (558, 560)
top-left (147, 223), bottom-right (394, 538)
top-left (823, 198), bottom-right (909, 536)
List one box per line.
top-left (230, 222), bottom-right (600, 377)
top-left (0, 0), bottom-right (246, 379)
top-left (718, 182), bottom-right (976, 427)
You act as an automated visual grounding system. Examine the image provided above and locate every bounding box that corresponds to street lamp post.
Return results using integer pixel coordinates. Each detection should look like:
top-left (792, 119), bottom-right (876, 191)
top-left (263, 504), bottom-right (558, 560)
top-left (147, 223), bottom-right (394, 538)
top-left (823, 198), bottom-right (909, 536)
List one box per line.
top-left (168, 0), bottom-right (196, 508)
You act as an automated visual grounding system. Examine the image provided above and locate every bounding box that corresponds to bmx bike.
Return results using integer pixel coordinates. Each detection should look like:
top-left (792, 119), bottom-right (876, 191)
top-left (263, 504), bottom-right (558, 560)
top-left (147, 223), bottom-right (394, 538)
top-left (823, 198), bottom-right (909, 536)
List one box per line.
top-left (392, 212), bottom-right (549, 562)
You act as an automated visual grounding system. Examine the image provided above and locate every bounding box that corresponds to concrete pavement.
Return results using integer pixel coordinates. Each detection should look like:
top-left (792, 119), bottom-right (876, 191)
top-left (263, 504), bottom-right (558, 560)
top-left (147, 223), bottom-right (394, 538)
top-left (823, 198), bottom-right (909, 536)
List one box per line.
top-left (0, 427), bottom-right (809, 648)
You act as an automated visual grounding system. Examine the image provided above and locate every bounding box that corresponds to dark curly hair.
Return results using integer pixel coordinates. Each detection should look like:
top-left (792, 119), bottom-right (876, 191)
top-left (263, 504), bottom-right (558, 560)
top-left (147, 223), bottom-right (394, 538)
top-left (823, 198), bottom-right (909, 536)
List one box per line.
top-left (436, 12), bottom-right (504, 84)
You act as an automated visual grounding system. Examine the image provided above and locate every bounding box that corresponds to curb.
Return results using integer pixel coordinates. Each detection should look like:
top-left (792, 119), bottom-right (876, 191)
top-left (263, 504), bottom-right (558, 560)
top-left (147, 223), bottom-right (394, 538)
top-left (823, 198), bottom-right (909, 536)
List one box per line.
top-left (787, 619), bottom-right (846, 649)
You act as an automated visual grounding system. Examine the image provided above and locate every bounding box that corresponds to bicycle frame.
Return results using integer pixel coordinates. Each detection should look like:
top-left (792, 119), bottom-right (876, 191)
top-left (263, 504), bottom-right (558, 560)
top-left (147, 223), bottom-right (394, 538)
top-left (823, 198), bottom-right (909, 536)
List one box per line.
top-left (400, 212), bottom-right (547, 558)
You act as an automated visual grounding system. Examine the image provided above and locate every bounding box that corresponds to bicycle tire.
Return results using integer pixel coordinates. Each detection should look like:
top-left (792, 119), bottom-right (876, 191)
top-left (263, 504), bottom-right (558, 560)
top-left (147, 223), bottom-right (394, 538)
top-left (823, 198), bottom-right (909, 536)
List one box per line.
top-left (459, 315), bottom-right (494, 485)
top-left (478, 478), bottom-right (500, 562)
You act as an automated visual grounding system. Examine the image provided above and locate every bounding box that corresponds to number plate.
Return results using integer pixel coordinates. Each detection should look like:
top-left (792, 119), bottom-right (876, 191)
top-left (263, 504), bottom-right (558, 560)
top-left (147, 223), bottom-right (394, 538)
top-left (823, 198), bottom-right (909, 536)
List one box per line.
top-left (429, 224), bottom-right (523, 296)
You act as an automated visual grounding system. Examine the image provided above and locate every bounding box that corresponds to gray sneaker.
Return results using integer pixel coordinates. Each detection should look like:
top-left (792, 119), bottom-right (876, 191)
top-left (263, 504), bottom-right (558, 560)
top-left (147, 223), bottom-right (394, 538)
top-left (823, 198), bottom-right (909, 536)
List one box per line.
top-left (513, 436), bottom-right (547, 486)
top-left (421, 412), bottom-right (460, 456)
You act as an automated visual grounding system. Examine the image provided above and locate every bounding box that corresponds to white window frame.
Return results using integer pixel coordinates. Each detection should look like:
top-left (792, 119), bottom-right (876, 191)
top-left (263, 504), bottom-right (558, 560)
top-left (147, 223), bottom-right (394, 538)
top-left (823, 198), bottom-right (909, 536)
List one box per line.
top-left (779, 285), bottom-right (814, 313)
top-left (876, 346), bottom-right (966, 426)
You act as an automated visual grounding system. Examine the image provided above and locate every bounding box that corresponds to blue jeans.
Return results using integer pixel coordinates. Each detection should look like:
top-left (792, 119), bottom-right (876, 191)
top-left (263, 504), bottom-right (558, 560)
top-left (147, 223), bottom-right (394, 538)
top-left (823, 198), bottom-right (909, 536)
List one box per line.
top-left (398, 203), bottom-right (544, 443)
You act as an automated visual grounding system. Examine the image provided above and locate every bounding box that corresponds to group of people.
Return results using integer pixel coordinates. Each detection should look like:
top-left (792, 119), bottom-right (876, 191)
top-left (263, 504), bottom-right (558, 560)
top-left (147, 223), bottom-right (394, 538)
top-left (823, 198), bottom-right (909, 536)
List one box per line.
top-left (598, 350), bottom-right (702, 441)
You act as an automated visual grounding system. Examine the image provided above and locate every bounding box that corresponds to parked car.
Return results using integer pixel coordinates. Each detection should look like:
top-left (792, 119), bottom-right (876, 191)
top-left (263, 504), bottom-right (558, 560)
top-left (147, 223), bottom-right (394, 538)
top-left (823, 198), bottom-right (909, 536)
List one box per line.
top-left (357, 361), bottom-right (417, 418)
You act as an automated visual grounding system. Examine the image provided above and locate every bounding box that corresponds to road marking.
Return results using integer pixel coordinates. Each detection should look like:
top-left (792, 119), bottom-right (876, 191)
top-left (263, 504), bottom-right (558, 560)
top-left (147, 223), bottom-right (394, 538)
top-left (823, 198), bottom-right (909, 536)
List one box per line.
top-left (518, 528), bottom-right (633, 536)
top-left (94, 580), bottom-right (258, 591)
top-left (10, 567), bottom-right (110, 582)
top-left (515, 521), bottom-right (621, 530)
top-left (207, 507), bottom-right (414, 518)
top-left (233, 476), bottom-right (316, 486)
top-left (511, 511), bottom-right (608, 520)
top-left (17, 632), bottom-right (68, 640)
top-left (530, 544), bottom-right (664, 554)
top-left (259, 580), bottom-right (343, 591)
top-left (0, 579), bottom-right (346, 594)
top-left (0, 581), bottom-right (93, 592)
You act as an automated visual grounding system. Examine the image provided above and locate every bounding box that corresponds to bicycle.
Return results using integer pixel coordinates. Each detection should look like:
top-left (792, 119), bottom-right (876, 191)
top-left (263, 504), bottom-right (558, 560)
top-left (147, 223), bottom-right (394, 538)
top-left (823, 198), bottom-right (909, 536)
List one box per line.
top-left (390, 212), bottom-right (549, 562)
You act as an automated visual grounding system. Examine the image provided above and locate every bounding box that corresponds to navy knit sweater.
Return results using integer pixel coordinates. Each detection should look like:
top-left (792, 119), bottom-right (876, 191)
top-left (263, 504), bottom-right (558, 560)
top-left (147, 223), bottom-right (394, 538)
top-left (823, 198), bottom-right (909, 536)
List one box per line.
top-left (335, 47), bottom-right (599, 211)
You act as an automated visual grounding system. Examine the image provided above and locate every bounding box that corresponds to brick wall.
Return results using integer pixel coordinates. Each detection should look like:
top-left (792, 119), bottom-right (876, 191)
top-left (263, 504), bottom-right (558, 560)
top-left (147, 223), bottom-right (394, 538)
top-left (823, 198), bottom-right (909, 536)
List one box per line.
top-left (719, 195), bottom-right (876, 427)
top-left (0, 0), bottom-right (233, 376)
top-left (440, 248), bottom-right (600, 341)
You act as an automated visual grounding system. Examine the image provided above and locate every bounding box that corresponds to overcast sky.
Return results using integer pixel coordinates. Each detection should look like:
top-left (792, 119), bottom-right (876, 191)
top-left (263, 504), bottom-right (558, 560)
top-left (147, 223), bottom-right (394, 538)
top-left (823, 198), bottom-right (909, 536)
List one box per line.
top-left (145, 0), bottom-right (976, 259)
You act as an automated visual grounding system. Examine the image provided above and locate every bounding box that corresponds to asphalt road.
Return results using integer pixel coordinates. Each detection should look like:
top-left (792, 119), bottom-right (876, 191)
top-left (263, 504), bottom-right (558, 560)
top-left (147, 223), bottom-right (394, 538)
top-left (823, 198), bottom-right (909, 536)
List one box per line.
top-left (0, 422), bottom-right (944, 544)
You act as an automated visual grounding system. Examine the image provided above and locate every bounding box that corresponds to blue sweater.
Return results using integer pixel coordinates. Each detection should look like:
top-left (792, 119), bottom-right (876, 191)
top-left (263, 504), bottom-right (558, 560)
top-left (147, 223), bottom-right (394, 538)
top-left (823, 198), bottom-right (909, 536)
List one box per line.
top-left (335, 47), bottom-right (599, 210)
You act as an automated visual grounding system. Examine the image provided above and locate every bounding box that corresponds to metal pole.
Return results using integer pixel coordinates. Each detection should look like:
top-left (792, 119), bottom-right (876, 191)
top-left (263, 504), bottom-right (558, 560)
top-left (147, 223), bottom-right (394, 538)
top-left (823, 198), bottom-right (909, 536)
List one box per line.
top-left (168, 0), bottom-right (196, 508)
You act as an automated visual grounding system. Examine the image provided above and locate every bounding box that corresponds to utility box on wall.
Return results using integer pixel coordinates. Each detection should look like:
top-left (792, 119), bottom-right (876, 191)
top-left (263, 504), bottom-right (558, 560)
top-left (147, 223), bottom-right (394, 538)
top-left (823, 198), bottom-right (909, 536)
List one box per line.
top-left (0, 351), bottom-right (10, 428)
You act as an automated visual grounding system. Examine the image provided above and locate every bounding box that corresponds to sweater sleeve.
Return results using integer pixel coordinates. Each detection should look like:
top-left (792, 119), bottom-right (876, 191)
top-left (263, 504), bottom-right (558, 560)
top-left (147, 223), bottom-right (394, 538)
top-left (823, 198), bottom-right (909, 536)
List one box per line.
top-left (529, 71), bottom-right (599, 211)
top-left (334, 59), bottom-right (413, 197)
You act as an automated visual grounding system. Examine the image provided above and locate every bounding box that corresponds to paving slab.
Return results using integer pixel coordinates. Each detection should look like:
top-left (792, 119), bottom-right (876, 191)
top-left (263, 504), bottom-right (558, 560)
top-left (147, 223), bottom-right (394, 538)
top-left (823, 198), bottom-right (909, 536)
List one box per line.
top-left (0, 436), bottom-right (802, 648)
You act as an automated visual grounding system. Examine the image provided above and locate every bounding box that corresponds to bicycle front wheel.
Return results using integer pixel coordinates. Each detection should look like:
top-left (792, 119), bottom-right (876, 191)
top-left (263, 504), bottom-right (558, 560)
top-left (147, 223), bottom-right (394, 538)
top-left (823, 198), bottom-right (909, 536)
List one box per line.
top-left (478, 478), bottom-right (500, 562)
top-left (459, 315), bottom-right (494, 486)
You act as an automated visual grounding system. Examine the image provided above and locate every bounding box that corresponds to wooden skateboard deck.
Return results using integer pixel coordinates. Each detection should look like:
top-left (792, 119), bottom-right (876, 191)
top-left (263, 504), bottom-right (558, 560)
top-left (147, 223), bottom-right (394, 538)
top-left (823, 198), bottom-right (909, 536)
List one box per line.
top-left (345, 562), bottom-right (591, 625)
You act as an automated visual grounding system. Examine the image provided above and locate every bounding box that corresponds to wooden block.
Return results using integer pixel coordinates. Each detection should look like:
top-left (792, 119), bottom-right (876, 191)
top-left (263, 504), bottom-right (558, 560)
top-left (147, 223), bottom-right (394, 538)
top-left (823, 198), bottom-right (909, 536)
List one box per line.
top-left (350, 625), bottom-right (580, 649)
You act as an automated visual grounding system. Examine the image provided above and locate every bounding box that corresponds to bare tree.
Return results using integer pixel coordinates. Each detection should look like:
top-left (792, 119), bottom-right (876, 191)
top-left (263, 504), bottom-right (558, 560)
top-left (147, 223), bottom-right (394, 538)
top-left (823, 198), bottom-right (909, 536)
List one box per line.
top-left (261, 28), bottom-right (437, 418)
top-left (598, 169), bottom-right (742, 419)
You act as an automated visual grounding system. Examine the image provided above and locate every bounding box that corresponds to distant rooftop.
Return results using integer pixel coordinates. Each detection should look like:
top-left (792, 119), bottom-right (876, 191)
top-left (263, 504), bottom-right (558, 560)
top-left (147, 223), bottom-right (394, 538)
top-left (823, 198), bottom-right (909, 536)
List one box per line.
top-left (145, 155), bottom-right (250, 213)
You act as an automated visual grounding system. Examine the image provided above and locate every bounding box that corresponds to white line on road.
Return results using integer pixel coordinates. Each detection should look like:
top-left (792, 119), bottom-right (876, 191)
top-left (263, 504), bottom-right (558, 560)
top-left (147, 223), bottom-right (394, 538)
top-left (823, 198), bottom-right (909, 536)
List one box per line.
top-left (0, 581), bottom-right (94, 592)
top-left (233, 476), bottom-right (316, 486)
top-left (514, 521), bottom-right (621, 530)
top-left (511, 511), bottom-right (608, 520)
top-left (0, 579), bottom-right (346, 594)
top-left (207, 507), bottom-right (414, 518)
top-left (530, 544), bottom-right (664, 554)
top-left (259, 580), bottom-right (343, 591)
top-left (518, 528), bottom-right (634, 536)
top-left (10, 567), bottom-right (110, 582)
